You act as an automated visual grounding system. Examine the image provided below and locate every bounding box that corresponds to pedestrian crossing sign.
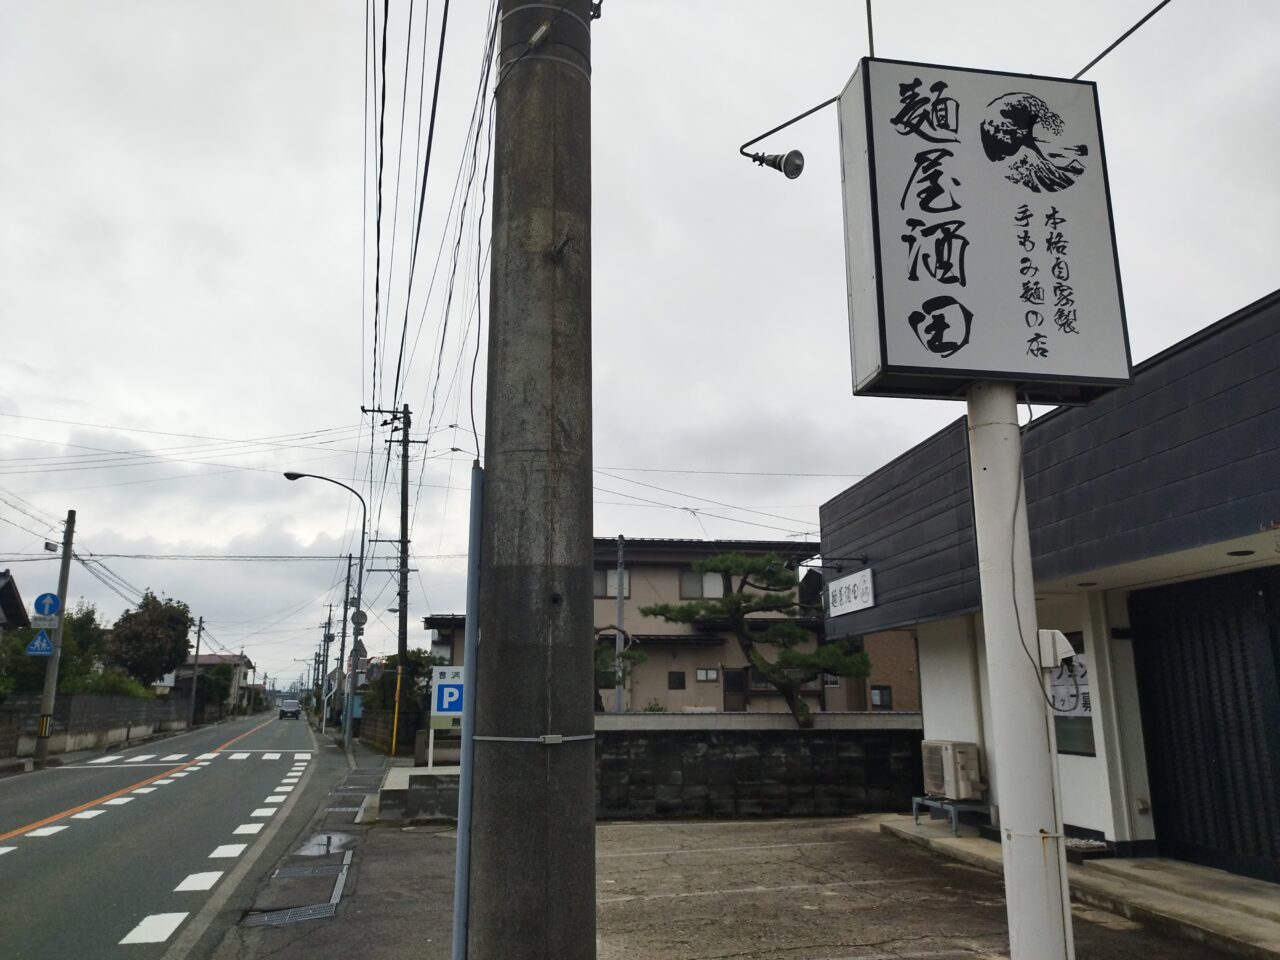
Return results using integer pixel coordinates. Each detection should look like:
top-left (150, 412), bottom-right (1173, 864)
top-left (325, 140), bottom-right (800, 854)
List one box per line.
top-left (26, 630), bottom-right (53, 656)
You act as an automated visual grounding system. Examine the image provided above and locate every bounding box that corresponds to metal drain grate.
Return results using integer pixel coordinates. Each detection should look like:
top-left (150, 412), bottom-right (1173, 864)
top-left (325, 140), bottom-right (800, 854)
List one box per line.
top-left (242, 903), bottom-right (336, 927)
top-left (274, 864), bottom-right (343, 878)
top-left (326, 806), bottom-right (361, 813)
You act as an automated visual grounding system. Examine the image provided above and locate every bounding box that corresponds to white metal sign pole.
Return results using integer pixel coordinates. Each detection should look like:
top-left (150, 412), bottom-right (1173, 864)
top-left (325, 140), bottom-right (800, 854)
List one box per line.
top-left (966, 380), bottom-right (1073, 960)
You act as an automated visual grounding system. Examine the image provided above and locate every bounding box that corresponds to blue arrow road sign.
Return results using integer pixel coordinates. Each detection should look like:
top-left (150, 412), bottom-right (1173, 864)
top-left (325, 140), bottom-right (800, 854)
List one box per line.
top-left (34, 593), bottom-right (61, 616)
top-left (27, 630), bottom-right (54, 656)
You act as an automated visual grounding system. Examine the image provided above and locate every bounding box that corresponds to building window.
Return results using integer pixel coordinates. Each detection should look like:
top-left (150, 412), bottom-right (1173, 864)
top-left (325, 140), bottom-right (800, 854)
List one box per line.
top-left (680, 570), bottom-right (725, 599)
top-left (593, 569), bottom-right (630, 599)
top-left (823, 673), bottom-right (841, 687)
top-left (668, 671), bottom-right (686, 690)
top-left (870, 685), bottom-right (893, 709)
top-left (695, 668), bottom-right (719, 683)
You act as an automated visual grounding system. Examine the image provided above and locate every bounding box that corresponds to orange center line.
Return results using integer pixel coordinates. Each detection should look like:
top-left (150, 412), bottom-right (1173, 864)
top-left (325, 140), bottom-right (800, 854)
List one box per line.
top-left (0, 717), bottom-right (280, 842)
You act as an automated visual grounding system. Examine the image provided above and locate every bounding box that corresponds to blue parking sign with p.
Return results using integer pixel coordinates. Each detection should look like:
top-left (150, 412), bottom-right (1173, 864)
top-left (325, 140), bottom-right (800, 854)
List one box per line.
top-left (435, 683), bottom-right (463, 714)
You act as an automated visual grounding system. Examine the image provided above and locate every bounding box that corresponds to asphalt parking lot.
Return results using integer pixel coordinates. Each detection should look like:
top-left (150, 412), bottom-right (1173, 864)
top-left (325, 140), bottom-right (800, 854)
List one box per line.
top-left (595, 817), bottom-right (1240, 960)
top-left (218, 802), bottom-right (1248, 960)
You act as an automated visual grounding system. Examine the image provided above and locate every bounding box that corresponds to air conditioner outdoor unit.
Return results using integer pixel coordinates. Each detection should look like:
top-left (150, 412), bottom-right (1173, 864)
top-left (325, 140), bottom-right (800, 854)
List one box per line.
top-left (921, 740), bottom-right (984, 801)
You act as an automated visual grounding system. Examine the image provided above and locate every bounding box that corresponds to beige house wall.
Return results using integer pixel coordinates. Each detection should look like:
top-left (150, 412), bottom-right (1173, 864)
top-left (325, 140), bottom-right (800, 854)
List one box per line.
top-left (426, 538), bottom-right (921, 717)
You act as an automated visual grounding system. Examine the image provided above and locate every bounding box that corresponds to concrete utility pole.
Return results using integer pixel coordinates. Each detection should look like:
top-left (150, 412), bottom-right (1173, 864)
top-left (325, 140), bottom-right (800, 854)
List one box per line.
top-left (398, 403), bottom-right (410, 664)
top-left (321, 606), bottom-right (334, 732)
top-left (337, 554), bottom-right (352, 736)
top-left (614, 535), bottom-right (624, 713)
top-left (231, 646), bottom-right (244, 717)
top-left (188, 616), bottom-right (204, 728)
top-left (966, 381), bottom-right (1074, 959)
top-left (34, 509), bottom-right (75, 768)
top-left (471, 2), bottom-right (595, 957)
top-left (364, 403), bottom-right (416, 753)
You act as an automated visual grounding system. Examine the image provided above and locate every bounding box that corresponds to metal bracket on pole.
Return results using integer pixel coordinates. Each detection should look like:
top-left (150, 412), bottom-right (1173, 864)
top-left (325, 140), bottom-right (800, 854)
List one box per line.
top-left (738, 95), bottom-right (839, 162)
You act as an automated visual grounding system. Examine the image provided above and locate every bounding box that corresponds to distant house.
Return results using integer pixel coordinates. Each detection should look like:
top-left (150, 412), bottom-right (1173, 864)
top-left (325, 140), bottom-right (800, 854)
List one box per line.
top-left (0, 570), bottom-right (31, 634)
top-left (171, 652), bottom-right (255, 712)
top-left (425, 537), bottom-right (919, 717)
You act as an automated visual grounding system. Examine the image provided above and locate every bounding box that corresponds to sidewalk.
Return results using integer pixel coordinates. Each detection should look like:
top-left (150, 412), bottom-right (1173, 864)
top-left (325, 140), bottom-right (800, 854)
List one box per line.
top-left (875, 813), bottom-right (1280, 960)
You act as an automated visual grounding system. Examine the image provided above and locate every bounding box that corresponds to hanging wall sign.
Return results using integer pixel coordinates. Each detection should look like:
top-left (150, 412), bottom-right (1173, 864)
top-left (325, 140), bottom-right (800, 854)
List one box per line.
top-left (839, 58), bottom-right (1131, 404)
top-left (827, 568), bottom-right (875, 617)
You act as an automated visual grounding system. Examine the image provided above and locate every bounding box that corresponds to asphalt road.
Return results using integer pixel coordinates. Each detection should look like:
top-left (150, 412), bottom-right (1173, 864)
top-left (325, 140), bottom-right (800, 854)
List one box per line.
top-left (0, 715), bottom-right (346, 959)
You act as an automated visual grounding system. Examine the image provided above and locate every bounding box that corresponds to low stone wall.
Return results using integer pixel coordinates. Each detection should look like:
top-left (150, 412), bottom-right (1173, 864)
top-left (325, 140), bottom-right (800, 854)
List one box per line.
top-left (385, 713), bottom-right (924, 822)
top-left (0, 707), bottom-right (20, 759)
top-left (5, 693), bottom-right (189, 757)
top-left (360, 707), bottom-right (422, 755)
top-left (596, 716), bottom-right (923, 819)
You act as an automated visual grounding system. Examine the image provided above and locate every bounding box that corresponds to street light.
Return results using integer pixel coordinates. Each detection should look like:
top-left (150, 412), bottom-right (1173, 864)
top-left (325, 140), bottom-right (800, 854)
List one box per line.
top-left (283, 471), bottom-right (366, 750)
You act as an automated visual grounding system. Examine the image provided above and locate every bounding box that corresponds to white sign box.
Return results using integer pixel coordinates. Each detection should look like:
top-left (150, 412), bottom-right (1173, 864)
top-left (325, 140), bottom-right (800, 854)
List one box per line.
top-left (828, 568), bottom-right (874, 617)
top-left (839, 58), bottom-right (1131, 404)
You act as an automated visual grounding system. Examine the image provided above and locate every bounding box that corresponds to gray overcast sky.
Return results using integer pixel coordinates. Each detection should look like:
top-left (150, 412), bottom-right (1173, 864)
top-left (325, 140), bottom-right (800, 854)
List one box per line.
top-left (1, 0), bottom-right (1276, 684)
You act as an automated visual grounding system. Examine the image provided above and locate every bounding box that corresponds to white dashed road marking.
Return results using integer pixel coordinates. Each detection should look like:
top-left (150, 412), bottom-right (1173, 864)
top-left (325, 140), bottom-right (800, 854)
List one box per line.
top-left (104, 797), bottom-right (134, 806)
top-left (0, 847), bottom-right (14, 856)
top-left (196, 753), bottom-right (219, 760)
top-left (119, 913), bottom-right (188, 944)
top-left (124, 755), bottom-right (156, 763)
top-left (160, 754), bottom-right (187, 761)
top-left (72, 810), bottom-right (106, 819)
top-left (132, 787), bottom-right (156, 794)
top-left (175, 872), bottom-right (223, 892)
top-left (234, 823), bottom-right (264, 835)
top-left (26, 826), bottom-right (69, 837)
top-left (170, 772), bottom-right (190, 778)
top-left (294, 753), bottom-right (312, 761)
top-left (273, 786), bottom-right (294, 794)
top-left (230, 752), bottom-right (250, 760)
top-left (264, 796), bottom-right (285, 804)
top-left (154, 779), bottom-right (175, 785)
top-left (89, 755), bottom-right (121, 764)
top-left (250, 808), bottom-right (277, 817)
top-left (262, 752), bottom-right (281, 760)
top-left (209, 844), bottom-right (247, 859)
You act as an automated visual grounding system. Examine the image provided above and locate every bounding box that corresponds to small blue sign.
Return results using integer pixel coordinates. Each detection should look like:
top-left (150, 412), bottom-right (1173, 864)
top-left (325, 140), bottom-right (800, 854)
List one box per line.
top-left (434, 684), bottom-right (464, 714)
top-left (34, 593), bottom-right (61, 616)
top-left (27, 630), bottom-right (53, 656)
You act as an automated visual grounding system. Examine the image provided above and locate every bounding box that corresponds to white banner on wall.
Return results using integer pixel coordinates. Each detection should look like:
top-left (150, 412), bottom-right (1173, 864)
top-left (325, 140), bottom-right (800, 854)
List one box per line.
top-left (839, 58), bottom-right (1131, 404)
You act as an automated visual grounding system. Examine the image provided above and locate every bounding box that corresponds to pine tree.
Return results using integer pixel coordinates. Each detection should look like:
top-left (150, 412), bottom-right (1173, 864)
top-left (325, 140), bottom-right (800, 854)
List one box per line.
top-left (640, 553), bottom-right (868, 728)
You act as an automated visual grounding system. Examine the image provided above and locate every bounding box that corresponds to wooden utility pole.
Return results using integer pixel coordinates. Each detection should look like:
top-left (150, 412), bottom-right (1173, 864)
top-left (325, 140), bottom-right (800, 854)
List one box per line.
top-left (470, 2), bottom-right (596, 957)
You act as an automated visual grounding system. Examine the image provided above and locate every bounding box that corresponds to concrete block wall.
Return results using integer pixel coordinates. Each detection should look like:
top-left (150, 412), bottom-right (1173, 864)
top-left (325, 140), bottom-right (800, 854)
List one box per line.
top-left (595, 727), bottom-right (923, 819)
top-left (0, 708), bottom-right (19, 758)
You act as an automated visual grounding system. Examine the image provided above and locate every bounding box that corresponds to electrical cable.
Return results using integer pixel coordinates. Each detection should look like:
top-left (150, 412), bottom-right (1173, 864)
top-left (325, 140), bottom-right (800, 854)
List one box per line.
top-left (593, 469), bottom-right (816, 528)
top-left (371, 0), bottom-right (390, 414)
top-left (385, 0), bottom-right (426, 411)
top-left (395, 0), bottom-right (452, 410)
